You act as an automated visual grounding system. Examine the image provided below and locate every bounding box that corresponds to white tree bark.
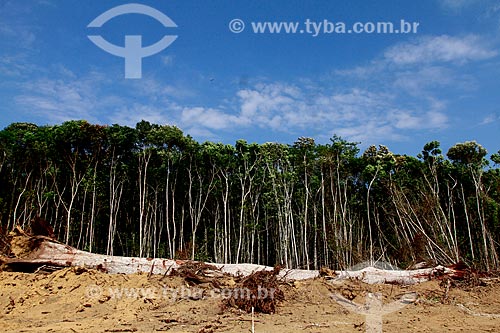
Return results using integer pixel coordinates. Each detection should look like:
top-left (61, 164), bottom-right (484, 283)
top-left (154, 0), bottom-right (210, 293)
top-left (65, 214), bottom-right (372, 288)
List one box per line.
top-left (4, 233), bottom-right (457, 284)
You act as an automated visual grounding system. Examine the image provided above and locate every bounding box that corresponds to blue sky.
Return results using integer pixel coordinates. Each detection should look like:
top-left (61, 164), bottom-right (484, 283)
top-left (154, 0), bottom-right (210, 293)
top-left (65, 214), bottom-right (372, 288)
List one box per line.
top-left (1, 0), bottom-right (499, 156)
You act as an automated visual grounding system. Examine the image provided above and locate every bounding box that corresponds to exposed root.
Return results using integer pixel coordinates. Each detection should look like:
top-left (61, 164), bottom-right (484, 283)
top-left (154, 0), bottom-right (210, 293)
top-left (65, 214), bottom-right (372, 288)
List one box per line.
top-left (170, 261), bottom-right (223, 287)
top-left (221, 266), bottom-right (285, 314)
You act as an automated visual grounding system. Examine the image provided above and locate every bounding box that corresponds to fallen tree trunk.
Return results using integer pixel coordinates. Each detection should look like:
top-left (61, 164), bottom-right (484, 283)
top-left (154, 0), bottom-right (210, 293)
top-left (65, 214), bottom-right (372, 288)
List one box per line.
top-left (1, 230), bottom-right (458, 284)
top-left (3, 232), bottom-right (182, 275)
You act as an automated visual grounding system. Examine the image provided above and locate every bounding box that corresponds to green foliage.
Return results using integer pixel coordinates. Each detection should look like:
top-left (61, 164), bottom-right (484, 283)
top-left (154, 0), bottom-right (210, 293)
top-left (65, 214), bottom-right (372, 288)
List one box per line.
top-left (447, 141), bottom-right (488, 168)
top-left (0, 121), bottom-right (499, 270)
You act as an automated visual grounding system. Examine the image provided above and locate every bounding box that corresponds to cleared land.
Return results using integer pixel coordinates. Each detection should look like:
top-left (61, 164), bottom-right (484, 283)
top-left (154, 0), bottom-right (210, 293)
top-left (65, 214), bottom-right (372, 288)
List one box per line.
top-left (1, 267), bottom-right (500, 332)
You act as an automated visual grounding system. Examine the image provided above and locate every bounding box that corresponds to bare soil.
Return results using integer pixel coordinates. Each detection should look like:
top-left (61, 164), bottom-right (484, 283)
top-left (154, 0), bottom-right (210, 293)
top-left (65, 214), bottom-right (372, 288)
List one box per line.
top-left (1, 267), bottom-right (500, 332)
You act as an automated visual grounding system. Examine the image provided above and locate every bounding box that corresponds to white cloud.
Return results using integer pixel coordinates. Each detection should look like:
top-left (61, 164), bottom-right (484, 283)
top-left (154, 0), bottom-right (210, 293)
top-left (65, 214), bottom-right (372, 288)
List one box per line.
top-left (334, 61), bottom-right (387, 79)
top-left (110, 104), bottom-right (172, 127)
top-left (480, 113), bottom-right (500, 125)
top-left (429, 111), bottom-right (449, 127)
top-left (238, 83), bottom-right (298, 118)
top-left (17, 31), bottom-right (489, 146)
top-left (392, 66), bottom-right (478, 99)
top-left (334, 35), bottom-right (494, 106)
top-left (174, 82), bottom-right (447, 144)
top-left (390, 109), bottom-right (448, 130)
top-left (384, 35), bottom-right (497, 65)
top-left (491, 3), bottom-right (500, 14)
top-left (36, 0), bottom-right (56, 7)
top-left (130, 78), bottom-right (195, 100)
top-left (390, 110), bottom-right (423, 129)
top-left (393, 66), bottom-right (454, 94)
top-left (13, 72), bottom-right (119, 124)
top-left (180, 107), bottom-right (245, 130)
top-left (438, 0), bottom-right (478, 10)
top-left (0, 4), bottom-right (38, 50)
top-left (333, 107), bottom-right (446, 146)
top-left (335, 122), bottom-right (404, 143)
top-left (0, 55), bottom-right (35, 77)
top-left (333, 34), bottom-right (495, 134)
top-left (12, 72), bottom-right (452, 145)
top-left (15, 79), bottom-right (96, 122)
top-left (0, 23), bottom-right (36, 49)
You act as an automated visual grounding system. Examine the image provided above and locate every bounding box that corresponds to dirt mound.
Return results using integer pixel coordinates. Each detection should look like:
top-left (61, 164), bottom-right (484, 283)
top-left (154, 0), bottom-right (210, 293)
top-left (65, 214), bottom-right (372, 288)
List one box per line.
top-left (2, 230), bottom-right (500, 331)
top-left (1, 268), bottom-right (500, 332)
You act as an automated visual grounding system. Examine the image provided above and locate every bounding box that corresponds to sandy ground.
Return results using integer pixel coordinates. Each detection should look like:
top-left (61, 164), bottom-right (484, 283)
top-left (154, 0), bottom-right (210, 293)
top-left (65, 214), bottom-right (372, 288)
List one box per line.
top-left (1, 267), bottom-right (500, 332)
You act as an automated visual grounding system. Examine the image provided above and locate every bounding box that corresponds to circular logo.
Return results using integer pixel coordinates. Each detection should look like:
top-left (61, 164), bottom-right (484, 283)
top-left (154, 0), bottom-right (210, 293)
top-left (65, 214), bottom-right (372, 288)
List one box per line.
top-left (229, 19), bottom-right (245, 33)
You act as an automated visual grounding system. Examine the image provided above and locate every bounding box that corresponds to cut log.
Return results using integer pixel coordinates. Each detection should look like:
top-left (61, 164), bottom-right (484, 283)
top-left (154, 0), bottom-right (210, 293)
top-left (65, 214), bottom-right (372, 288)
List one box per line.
top-left (4, 234), bottom-right (181, 275)
top-left (1, 231), bottom-right (459, 284)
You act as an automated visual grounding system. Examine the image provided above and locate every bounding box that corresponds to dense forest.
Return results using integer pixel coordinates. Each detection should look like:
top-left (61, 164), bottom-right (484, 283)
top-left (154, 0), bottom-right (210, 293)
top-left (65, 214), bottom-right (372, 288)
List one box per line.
top-left (0, 120), bottom-right (499, 271)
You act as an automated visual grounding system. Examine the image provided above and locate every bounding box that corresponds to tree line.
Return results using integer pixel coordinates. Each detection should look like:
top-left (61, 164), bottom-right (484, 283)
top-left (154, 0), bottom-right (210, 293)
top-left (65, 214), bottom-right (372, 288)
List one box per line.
top-left (0, 120), bottom-right (499, 270)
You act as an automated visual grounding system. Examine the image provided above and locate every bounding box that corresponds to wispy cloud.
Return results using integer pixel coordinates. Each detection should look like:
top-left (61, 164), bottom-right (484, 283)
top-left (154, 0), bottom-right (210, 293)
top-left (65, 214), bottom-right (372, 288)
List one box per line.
top-left (487, 2), bottom-right (500, 15)
top-left (0, 1), bottom-right (41, 50)
top-left (8, 27), bottom-right (496, 146)
top-left (393, 66), bottom-right (463, 96)
top-left (331, 33), bottom-right (498, 143)
top-left (181, 107), bottom-right (246, 130)
top-left (109, 104), bottom-right (172, 127)
top-left (14, 72), bottom-right (117, 123)
top-left (384, 35), bottom-right (497, 65)
top-left (128, 77), bottom-right (195, 101)
top-left (11, 53), bottom-right (453, 145)
top-left (480, 113), bottom-right (500, 125)
top-left (0, 22), bottom-right (36, 49)
top-left (157, 32), bottom-right (496, 143)
top-left (0, 55), bottom-right (37, 78)
top-left (173, 83), bottom-right (448, 144)
top-left (438, 0), bottom-right (478, 11)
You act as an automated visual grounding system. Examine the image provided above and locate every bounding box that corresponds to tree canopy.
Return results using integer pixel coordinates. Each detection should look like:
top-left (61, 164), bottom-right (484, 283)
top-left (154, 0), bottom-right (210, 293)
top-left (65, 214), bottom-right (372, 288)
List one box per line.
top-left (1, 121), bottom-right (499, 270)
